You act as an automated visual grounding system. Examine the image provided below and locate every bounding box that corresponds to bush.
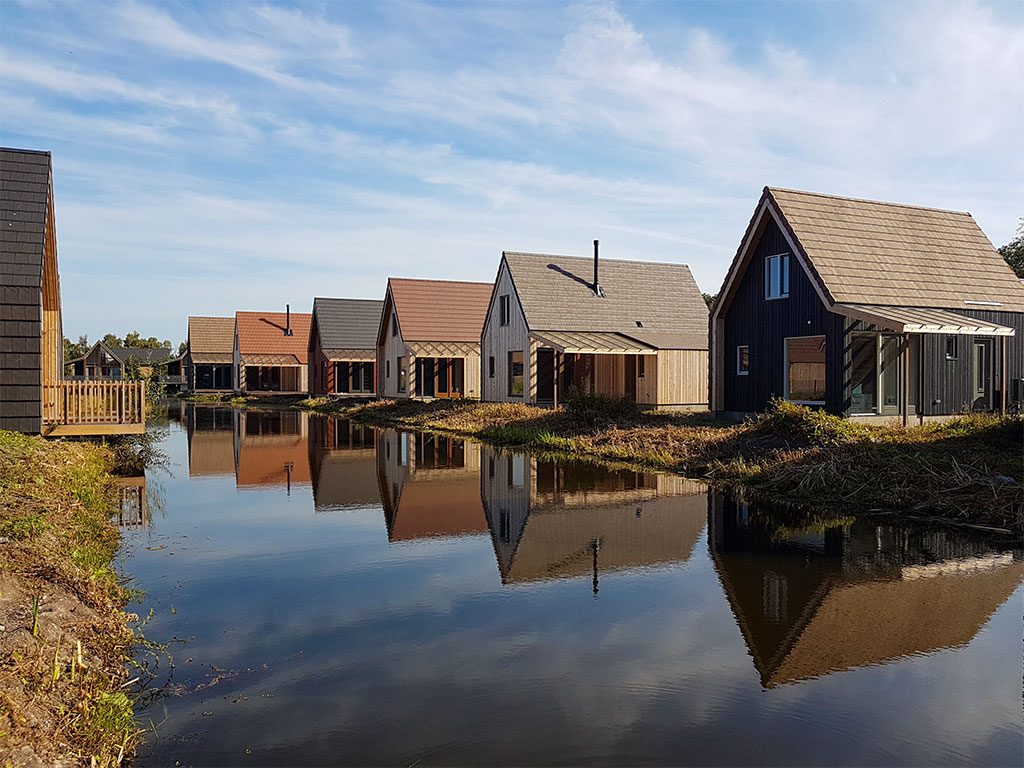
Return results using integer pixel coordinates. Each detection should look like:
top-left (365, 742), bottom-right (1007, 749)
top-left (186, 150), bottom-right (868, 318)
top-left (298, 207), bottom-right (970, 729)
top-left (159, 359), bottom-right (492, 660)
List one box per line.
top-left (563, 386), bottom-right (638, 421)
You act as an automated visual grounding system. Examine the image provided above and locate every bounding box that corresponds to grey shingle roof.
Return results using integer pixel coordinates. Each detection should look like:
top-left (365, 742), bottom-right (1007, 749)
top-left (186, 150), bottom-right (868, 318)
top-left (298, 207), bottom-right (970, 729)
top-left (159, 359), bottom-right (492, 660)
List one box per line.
top-left (312, 297), bottom-right (384, 350)
top-left (1, 148), bottom-right (51, 290)
top-left (109, 346), bottom-right (176, 365)
top-left (768, 187), bottom-right (1024, 312)
top-left (503, 252), bottom-right (709, 350)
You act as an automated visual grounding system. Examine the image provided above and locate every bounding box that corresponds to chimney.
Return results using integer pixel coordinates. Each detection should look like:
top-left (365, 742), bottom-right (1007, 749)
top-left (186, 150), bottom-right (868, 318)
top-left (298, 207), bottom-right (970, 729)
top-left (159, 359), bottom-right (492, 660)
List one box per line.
top-left (593, 239), bottom-right (601, 297)
top-left (284, 304), bottom-right (293, 336)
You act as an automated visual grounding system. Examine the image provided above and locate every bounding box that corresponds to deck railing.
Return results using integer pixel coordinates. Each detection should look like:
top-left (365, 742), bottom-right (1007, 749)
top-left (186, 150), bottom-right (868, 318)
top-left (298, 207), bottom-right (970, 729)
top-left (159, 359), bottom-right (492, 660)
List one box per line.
top-left (42, 380), bottom-right (146, 430)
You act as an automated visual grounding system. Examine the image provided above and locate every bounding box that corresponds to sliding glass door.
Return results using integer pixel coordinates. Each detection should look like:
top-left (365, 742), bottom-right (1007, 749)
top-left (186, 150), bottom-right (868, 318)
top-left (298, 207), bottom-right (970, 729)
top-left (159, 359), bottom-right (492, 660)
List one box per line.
top-left (849, 333), bottom-right (913, 416)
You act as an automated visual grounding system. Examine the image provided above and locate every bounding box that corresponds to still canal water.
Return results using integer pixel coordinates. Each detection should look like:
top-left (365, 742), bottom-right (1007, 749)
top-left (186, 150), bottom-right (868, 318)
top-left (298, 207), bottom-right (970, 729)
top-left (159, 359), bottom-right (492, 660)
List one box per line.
top-left (119, 404), bottom-right (1023, 766)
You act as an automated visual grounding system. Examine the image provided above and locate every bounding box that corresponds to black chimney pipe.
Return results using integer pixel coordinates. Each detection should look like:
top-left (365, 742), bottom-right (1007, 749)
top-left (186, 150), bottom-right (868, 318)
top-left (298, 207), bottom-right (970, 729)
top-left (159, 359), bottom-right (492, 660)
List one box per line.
top-left (593, 239), bottom-right (600, 296)
top-left (285, 304), bottom-right (293, 336)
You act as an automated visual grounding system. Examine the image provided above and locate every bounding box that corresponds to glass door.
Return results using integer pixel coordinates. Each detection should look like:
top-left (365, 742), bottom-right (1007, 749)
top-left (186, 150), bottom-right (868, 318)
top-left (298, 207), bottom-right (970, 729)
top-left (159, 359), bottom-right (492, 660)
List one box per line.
top-left (972, 341), bottom-right (992, 410)
top-left (879, 335), bottom-right (902, 416)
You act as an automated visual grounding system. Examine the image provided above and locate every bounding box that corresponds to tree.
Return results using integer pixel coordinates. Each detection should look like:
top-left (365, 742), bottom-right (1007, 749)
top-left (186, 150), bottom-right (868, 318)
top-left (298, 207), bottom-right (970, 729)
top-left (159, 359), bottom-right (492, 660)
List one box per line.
top-left (702, 292), bottom-right (717, 309)
top-left (122, 331), bottom-right (170, 349)
top-left (177, 340), bottom-right (188, 356)
top-left (101, 333), bottom-right (122, 348)
top-left (999, 218), bottom-right (1024, 278)
top-left (63, 334), bottom-right (89, 361)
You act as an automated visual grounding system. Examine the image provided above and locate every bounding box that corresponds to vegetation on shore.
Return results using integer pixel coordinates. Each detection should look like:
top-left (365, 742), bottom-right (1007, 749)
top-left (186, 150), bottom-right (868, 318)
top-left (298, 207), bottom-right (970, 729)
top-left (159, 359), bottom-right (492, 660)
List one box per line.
top-left (192, 392), bottom-right (1023, 530)
top-left (0, 432), bottom-right (137, 767)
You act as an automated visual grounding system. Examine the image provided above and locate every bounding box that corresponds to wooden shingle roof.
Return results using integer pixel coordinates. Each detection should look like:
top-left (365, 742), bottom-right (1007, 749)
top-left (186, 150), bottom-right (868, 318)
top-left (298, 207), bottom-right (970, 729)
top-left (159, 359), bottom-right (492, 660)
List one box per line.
top-left (312, 297), bottom-right (383, 352)
top-left (388, 278), bottom-right (492, 343)
top-left (503, 252), bottom-right (709, 350)
top-left (768, 187), bottom-right (1024, 312)
top-left (0, 147), bottom-right (51, 290)
top-left (188, 316), bottom-right (235, 363)
top-left (236, 311), bottom-right (312, 364)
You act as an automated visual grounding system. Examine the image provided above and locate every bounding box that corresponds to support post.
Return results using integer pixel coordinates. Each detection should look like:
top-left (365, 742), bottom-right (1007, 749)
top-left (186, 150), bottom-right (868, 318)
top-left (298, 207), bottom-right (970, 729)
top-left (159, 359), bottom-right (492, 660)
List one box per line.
top-left (902, 333), bottom-right (910, 427)
top-left (1001, 335), bottom-right (1008, 413)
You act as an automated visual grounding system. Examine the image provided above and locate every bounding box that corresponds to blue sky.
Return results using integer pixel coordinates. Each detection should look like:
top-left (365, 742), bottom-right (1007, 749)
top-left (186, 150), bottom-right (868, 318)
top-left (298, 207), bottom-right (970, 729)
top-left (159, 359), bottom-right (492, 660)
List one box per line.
top-left (2, 0), bottom-right (1022, 343)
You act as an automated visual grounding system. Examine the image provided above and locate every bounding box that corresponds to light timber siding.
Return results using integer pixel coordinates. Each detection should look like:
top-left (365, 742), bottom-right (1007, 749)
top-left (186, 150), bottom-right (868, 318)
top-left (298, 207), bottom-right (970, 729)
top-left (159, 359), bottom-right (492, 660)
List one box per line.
top-left (379, 295), bottom-right (410, 399)
top-left (656, 350), bottom-right (708, 408)
top-left (481, 261), bottom-right (531, 403)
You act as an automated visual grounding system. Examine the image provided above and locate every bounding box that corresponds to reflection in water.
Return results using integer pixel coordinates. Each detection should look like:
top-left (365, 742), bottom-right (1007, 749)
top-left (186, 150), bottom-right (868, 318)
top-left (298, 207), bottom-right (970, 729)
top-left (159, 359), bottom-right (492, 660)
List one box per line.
top-left (112, 475), bottom-right (147, 528)
top-left (709, 493), bottom-right (1024, 687)
top-left (376, 431), bottom-right (489, 541)
top-left (480, 444), bottom-right (707, 590)
top-left (140, 403), bottom-right (1024, 766)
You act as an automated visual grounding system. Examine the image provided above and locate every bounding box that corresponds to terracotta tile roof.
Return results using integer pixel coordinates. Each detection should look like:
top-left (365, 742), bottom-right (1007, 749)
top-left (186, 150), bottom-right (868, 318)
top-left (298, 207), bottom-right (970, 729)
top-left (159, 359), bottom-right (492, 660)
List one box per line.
top-left (389, 278), bottom-right (493, 343)
top-left (768, 187), bottom-right (1024, 312)
top-left (188, 316), bottom-right (235, 362)
top-left (235, 311), bottom-right (311, 364)
top-left (503, 252), bottom-right (709, 350)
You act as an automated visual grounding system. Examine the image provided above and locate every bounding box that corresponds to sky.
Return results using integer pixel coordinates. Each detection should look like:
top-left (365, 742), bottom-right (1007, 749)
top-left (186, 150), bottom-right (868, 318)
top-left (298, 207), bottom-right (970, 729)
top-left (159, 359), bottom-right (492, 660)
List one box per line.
top-left (1, 0), bottom-right (1022, 343)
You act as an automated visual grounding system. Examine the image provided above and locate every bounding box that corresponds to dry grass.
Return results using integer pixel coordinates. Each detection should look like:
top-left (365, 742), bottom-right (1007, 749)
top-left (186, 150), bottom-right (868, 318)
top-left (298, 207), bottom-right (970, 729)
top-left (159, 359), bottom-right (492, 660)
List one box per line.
top-left (0, 432), bottom-right (137, 767)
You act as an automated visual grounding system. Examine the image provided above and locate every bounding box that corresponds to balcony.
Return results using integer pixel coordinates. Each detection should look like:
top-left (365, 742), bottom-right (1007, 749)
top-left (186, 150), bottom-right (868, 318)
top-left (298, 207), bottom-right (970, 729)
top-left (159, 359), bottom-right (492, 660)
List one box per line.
top-left (42, 381), bottom-right (146, 436)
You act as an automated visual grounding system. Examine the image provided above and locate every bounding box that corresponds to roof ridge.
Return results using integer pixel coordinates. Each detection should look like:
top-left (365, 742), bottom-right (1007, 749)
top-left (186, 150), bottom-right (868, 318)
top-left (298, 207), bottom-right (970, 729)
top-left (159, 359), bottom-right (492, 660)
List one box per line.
top-left (767, 186), bottom-right (972, 217)
top-left (389, 277), bottom-right (492, 287)
top-left (314, 296), bottom-right (384, 303)
top-left (504, 251), bottom-right (692, 269)
top-left (0, 147), bottom-right (52, 157)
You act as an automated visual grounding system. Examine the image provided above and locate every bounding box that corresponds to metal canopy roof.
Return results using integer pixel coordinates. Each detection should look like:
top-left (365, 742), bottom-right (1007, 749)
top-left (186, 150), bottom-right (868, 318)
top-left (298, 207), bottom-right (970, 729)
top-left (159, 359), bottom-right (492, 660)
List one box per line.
top-left (834, 304), bottom-right (1015, 336)
top-left (530, 330), bottom-right (656, 355)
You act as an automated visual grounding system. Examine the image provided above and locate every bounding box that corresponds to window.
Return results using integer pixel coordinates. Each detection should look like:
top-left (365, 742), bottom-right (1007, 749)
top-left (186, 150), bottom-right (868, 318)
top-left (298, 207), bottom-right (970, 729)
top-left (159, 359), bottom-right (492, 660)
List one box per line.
top-left (386, 359), bottom-right (391, 378)
top-left (391, 313), bottom-right (398, 337)
top-left (945, 337), bottom-right (958, 360)
top-left (508, 350), bottom-right (524, 396)
top-left (785, 336), bottom-right (826, 404)
top-left (638, 355), bottom-right (646, 378)
top-left (488, 356), bottom-right (495, 378)
top-left (397, 358), bottom-right (406, 392)
top-left (499, 294), bottom-right (511, 326)
top-left (499, 509), bottom-right (511, 543)
top-left (736, 346), bottom-right (750, 375)
top-left (764, 253), bottom-right (790, 300)
top-left (849, 334), bottom-right (876, 414)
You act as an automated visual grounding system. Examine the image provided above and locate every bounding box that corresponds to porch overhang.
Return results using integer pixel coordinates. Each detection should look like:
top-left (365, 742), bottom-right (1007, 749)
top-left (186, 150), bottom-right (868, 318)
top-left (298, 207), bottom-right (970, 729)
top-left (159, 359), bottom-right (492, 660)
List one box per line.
top-left (834, 304), bottom-right (1015, 336)
top-left (241, 354), bottom-right (303, 366)
top-left (190, 352), bottom-right (234, 364)
top-left (530, 330), bottom-right (657, 355)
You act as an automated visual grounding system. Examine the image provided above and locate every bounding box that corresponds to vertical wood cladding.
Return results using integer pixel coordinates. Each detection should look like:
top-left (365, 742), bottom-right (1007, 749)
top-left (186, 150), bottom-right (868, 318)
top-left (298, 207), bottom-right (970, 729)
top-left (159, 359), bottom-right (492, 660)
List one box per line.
top-left (722, 218), bottom-right (836, 414)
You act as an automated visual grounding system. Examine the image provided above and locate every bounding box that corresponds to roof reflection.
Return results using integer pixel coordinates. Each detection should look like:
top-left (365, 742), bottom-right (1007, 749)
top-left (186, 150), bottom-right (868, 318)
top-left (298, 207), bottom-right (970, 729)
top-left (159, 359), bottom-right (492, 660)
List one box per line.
top-left (708, 492), bottom-right (1024, 687)
top-left (308, 417), bottom-right (380, 511)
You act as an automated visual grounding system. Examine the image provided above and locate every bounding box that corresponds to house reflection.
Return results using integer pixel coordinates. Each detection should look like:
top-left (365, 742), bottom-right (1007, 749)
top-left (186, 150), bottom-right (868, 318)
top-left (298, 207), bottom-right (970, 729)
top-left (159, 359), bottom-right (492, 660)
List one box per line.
top-left (185, 406), bottom-right (237, 477)
top-left (375, 431), bottom-right (488, 541)
top-left (708, 493), bottom-right (1024, 688)
top-left (112, 476), bottom-right (147, 528)
top-left (308, 417), bottom-right (381, 512)
top-left (234, 409), bottom-right (311, 492)
top-left (480, 444), bottom-right (708, 590)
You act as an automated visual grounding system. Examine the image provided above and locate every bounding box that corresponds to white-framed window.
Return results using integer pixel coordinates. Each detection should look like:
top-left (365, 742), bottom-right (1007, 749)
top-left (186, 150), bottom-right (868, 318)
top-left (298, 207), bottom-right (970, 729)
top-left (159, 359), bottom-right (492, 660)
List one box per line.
top-left (945, 337), bottom-right (958, 360)
top-left (499, 294), bottom-right (510, 326)
top-left (764, 253), bottom-right (790, 300)
top-left (736, 345), bottom-right (750, 376)
top-left (784, 336), bottom-right (826, 405)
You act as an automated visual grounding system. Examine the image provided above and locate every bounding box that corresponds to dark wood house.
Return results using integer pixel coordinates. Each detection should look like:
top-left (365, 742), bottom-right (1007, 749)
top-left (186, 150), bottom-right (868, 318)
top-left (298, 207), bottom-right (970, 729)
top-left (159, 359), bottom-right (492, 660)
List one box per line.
top-left (185, 315), bottom-right (235, 392)
top-left (711, 188), bottom-right (1024, 422)
top-left (377, 278), bottom-right (492, 400)
top-left (308, 297), bottom-right (383, 396)
top-left (68, 341), bottom-right (177, 382)
top-left (481, 248), bottom-right (709, 409)
top-left (1, 147), bottom-right (143, 435)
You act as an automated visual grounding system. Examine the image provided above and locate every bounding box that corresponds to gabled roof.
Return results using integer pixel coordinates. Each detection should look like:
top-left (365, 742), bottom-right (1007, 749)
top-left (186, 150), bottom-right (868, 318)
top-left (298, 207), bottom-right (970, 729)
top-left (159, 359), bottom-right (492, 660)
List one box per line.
top-left (312, 297), bottom-right (383, 352)
top-left (188, 316), bottom-right (235, 360)
top-left (236, 311), bottom-right (312, 364)
top-left (742, 187), bottom-right (1024, 312)
top-left (387, 278), bottom-right (492, 343)
top-left (0, 147), bottom-right (51, 290)
top-left (502, 252), bottom-right (709, 350)
top-left (108, 346), bottom-right (175, 365)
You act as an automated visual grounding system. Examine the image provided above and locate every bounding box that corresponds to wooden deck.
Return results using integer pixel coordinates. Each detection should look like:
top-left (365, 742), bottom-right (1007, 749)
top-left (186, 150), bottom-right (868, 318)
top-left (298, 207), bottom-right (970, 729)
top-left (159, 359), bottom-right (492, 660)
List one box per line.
top-left (41, 381), bottom-right (146, 436)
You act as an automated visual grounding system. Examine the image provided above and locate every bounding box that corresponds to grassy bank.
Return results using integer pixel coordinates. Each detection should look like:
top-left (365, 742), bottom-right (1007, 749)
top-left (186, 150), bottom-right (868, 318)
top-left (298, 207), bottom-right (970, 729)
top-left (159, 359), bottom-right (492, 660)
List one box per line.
top-left (190, 393), bottom-right (1023, 530)
top-left (0, 432), bottom-right (137, 767)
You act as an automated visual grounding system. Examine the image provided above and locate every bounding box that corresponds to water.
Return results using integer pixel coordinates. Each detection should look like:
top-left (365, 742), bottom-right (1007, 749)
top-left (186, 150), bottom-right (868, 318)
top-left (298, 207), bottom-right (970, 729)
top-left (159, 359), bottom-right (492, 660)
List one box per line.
top-left (120, 404), bottom-right (1024, 767)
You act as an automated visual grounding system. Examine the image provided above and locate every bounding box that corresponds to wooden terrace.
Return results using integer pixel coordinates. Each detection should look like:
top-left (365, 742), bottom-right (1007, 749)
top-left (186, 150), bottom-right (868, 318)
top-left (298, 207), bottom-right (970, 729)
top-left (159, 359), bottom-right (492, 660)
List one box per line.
top-left (42, 380), bottom-right (146, 436)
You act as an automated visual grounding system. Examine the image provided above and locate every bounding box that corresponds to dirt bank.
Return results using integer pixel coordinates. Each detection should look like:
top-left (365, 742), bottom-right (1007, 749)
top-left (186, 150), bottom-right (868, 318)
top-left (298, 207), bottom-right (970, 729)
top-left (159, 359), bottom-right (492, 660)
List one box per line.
top-left (0, 432), bottom-right (136, 768)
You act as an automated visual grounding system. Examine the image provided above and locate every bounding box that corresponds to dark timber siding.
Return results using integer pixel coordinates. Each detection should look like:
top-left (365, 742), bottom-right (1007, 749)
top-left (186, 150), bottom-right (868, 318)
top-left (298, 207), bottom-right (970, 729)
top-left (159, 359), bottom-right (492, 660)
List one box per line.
top-left (723, 218), bottom-right (839, 414)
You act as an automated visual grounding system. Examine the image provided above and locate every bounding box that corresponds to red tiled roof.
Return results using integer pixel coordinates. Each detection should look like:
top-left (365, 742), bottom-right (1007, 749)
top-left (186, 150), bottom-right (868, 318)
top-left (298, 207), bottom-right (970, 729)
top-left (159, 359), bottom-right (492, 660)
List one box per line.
top-left (389, 278), bottom-right (493, 342)
top-left (235, 311), bottom-right (312, 363)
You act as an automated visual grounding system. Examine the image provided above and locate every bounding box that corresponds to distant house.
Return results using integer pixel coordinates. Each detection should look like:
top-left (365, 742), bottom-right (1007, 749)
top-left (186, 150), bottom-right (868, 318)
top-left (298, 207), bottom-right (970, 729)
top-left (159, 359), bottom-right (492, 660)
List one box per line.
top-left (185, 316), bottom-right (235, 392)
top-left (68, 342), bottom-right (177, 382)
top-left (0, 147), bottom-right (143, 435)
top-left (377, 278), bottom-right (492, 400)
top-left (308, 297), bottom-right (384, 397)
top-left (234, 309), bottom-right (312, 394)
top-left (481, 247), bottom-right (709, 409)
top-left (711, 188), bottom-right (1024, 421)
